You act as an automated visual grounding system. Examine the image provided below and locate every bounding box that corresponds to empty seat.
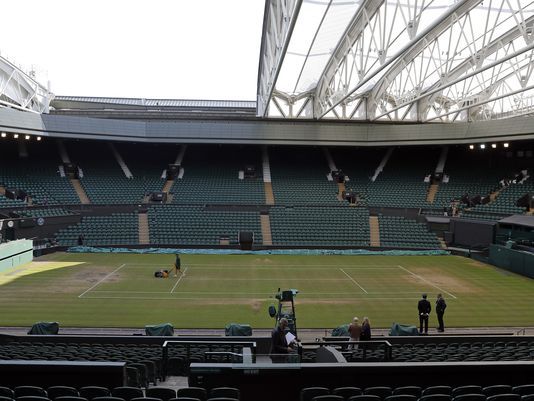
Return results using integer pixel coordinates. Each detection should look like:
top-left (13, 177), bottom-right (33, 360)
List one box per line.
top-left (453, 395), bottom-right (487, 401)
top-left (79, 388), bottom-right (110, 401)
top-left (301, 388), bottom-right (330, 401)
top-left (15, 388), bottom-right (47, 399)
top-left (424, 387), bottom-right (453, 396)
top-left (111, 388), bottom-right (143, 401)
top-left (332, 388), bottom-right (363, 400)
top-left (420, 396), bottom-right (452, 401)
top-left (312, 396), bottom-right (344, 401)
top-left (347, 396), bottom-right (382, 401)
top-left (452, 387), bottom-right (484, 397)
top-left (364, 387), bottom-right (392, 399)
top-left (176, 389), bottom-right (207, 401)
top-left (484, 387), bottom-right (513, 397)
top-left (0, 388), bottom-right (15, 399)
top-left (487, 396), bottom-right (521, 401)
top-left (55, 397), bottom-right (87, 401)
top-left (145, 389), bottom-right (176, 401)
top-left (208, 390), bottom-right (239, 401)
top-left (385, 396), bottom-right (417, 401)
top-left (47, 388), bottom-right (79, 400)
top-left (513, 387), bottom-right (534, 397)
top-left (393, 387), bottom-right (422, 397)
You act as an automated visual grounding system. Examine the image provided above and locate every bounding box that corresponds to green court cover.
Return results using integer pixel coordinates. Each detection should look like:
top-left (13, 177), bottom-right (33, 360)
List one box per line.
top-left (28, 322), bottom-right (59, 335)
top-left (145, 323), bottom-right (174, 336)
top-left (225, 323), bottom-right (252, 336)
top-left (389, 322), bottom-right (419, 336)
top-left (331, 324), bottom-right (350, 336)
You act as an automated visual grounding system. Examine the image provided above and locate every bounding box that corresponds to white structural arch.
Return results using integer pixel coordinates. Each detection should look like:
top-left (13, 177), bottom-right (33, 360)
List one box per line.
top-left (257, 0), bottom-right (534, 122)
top-left (0, 55), bottom-right (53, 114)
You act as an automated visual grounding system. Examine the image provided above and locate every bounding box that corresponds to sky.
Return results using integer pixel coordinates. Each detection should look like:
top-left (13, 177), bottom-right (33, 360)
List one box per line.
top-left (0, 0), bottom-right (265, 101)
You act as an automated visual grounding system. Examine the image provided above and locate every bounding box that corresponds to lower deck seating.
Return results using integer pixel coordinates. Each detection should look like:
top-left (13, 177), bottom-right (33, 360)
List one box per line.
top-left (270, 206), bottom-right (370, 247)
top-left (300, 384), bottom-right (534, 401)
top-left (148, 205), bottom-right (262, 246)
top-left (55, 213), bottom-right (139, 246)
top-left (378, 215), bottom-right (440, 249)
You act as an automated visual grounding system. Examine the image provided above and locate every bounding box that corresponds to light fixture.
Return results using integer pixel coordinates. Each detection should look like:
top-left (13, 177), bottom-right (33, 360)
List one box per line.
top-left (491, 143), bottom-right (497, 149)
top-left (504, 143), bottom-right (509, 148)
top-left (1, 132), bottom-right (6, 138)
top-left (37, 136), bottom-right (41, 141)
top-left (13, 134), bottom-right (19, 139)
top-left (469, 144), bottom-right (474, 150)
top-left (480, 144), bottom-right (486, 149)
top-left (25, 135), bottom-right (30, 140)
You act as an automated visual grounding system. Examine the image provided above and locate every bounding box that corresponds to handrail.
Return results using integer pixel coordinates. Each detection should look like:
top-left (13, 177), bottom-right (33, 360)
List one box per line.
top-left (301, 340), bottom-right (393, 361)
top-left (161, 340), bottom-right (256, 379)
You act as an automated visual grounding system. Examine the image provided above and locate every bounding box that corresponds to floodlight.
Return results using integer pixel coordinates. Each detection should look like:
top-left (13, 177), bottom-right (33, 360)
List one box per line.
top-left (37, 136), bottom-right (42, 141)
top-left (469, 144), bottom-right (474, 150)
top-left (491, 143), bottom-right (497, 149)
top-left (25, 135), bottom-right (30, 140)
top-left (13, 134), bottom-right (19, 138)
top-left (480, 144), bottom-right (486, 149)
top-left (504, 143), bottom-right (509, 148)
top-left (0, 132), bottom-right (6, 138)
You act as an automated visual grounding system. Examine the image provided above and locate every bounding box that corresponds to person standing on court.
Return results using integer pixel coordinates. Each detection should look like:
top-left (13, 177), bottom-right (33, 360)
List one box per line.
top-left (173, 253), bottom-right (182, 277)
top-left (418, 293), bottom-right (431, 335)
top-left (436, 293), bottom-right (447, 332)
top-left (348, 317), bottom-right (362, 348)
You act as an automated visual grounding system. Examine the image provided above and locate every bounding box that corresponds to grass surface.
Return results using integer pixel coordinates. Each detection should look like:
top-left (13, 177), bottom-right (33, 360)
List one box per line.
top-left (0, 252), bottom-right (533, 329)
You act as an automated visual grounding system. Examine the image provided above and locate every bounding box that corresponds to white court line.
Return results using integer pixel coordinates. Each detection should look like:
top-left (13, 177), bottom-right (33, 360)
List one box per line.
top-left (340, 268), bottom-right (368, 294)
top-left (397, 265), bottom-right (457, 299)
top-left (122, 263), bottom-right (400, 269)
top-left (170, 267), bottom-right (188, 293)
top-left (80, 295), bottom-right (425, 301)
top-left (78, 263), bottom-right (127, 298)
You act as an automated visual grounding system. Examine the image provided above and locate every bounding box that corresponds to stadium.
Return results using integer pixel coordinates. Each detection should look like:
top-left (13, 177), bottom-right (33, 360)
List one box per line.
top-left (1, 1), bottom-right (534, 401)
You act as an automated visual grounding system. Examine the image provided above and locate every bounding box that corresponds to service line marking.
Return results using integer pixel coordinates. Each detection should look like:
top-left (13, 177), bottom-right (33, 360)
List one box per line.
top-left (78, 263), bottom-right (127, 298)
top-left (397, 265), bottom-right (457, 299)
top-left (340, 268), bottom-right (368, 294)
top-left (170, 267), bottom-right (189, 293)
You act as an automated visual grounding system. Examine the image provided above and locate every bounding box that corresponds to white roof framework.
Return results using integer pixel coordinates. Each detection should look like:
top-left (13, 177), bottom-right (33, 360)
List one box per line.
top-left (258, 0), bottom-right (534, 122)
top-left (0, 55), bottom-right (53, 114)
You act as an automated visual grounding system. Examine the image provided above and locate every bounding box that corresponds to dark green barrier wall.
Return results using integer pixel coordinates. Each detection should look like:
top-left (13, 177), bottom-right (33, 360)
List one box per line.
top-left (489, 244), bottom-right (534, 278)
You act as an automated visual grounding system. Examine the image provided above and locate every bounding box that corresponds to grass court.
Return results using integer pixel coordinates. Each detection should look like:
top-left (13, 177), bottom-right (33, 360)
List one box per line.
top-left (0, 252), bottom-right (533, 329)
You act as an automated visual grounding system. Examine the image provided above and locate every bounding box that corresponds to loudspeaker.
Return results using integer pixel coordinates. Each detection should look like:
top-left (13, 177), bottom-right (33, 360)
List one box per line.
top-left (167, 164), bottom-right (180, 180)
top-left (244, 165), bottom-right (256, 178)
top-left (5, 188), bottom-right (17, 200)
top-left (63, 163), bottom-right (78, 178)
top-left (150, 192), bottom-right (167, 202)
top-left (239, 231), bottom-right (254, 250)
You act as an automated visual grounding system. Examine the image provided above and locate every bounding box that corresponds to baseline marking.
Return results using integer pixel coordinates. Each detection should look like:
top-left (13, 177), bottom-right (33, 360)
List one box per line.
top-left (78, 263), bottom-right (127, 298)
top-left (340, 268), bottom-right (368, 294)
top-left (170, 267), bottom-right (189, 293)
top-left (79, 295), bottom-right (424, 301)
top-left (397, 265), bottom-right (457, 299)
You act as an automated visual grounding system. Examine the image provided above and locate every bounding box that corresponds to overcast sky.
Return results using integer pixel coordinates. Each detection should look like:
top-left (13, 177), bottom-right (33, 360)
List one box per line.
top-left (0, 0), bottom-right (265, 100)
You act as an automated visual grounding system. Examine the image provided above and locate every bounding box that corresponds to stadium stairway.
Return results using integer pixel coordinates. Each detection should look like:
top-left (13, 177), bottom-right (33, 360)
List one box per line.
top-left (427, 183), bottom-right (439, 203)
top-left (70, 179), bottom-right (91, 204)
top-left (369, 215), bottom-right (381, 247)
top-left (138, 211), bottom-right (150, 244)
top-left (264, 182), bottom-right (275, 205)
top-left (260, 213), bottom-right (273, 245)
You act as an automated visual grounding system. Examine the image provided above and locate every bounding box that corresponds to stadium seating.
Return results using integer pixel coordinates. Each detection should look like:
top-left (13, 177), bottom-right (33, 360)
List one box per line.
top-left (269, 206), bottom-right (370, 247)
top-left (377, 215), bottom-right (441, 249)
top-left (148, 205), bottom-right (262, 246)
top-left (269, 147), bottom-right (341, 206)
top-left (55, 213), bottom-right (139, 246)
top-left (170, 145), bottom-right (264, 205)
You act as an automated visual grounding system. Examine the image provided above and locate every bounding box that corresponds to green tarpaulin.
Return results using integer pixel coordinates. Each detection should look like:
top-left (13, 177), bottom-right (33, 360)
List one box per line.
top-left (28, 322), bottom-right (59, 335)
top-left (225, 323), bottom-right (252, 336)
top-left (332, 324), bottom-right (350, 336)
top-left (145, 323), bottom-right (174, 336)
top-left (389, 322), bottom-right (419, 336)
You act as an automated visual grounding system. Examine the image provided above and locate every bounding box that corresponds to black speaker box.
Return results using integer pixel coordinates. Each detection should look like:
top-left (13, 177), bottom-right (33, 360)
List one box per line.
top-left (239, 231), bottom-right (254, 250)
